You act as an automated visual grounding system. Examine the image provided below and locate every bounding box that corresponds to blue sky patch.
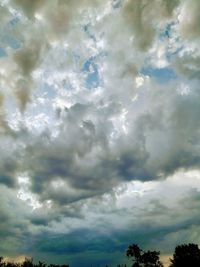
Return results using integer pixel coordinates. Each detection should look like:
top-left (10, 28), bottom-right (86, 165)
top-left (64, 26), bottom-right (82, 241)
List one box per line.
top-left (141, 66), bottom-right (177, 83)
top-left (83, 57), bottom-right (100, 89)
top-left (0, 47), bottom-right (7, 57)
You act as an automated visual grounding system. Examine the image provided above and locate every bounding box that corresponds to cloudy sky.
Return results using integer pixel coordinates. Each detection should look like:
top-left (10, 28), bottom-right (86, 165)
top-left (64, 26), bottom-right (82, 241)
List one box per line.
top-left (0, 0), bottom-right (200, 266)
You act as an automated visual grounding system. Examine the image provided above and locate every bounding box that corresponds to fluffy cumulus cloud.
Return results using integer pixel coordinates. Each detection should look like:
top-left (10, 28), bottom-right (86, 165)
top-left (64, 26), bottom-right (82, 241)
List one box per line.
top-left (0, 0), bottom-right (200, 266)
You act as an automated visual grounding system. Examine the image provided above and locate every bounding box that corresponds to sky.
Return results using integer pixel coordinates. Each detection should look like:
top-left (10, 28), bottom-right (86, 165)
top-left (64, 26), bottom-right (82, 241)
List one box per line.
top-left (0, 0), bottom-right (200, 266)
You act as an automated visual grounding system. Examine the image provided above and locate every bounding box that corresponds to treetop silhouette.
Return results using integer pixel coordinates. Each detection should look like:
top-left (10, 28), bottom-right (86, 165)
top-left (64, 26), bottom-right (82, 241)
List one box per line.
top-left (126, 244), bottom-right (163, 267)
top-left (170, 243), bottom-right (200, 267)
top-left (0, 242), bottom-right (200, 267)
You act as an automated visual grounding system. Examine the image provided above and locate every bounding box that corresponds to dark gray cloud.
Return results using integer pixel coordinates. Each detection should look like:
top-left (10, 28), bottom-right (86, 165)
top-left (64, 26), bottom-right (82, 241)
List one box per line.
top-left (12, 0), bottom-right (46, 19)
top-left (122, 0), bottom-right (180, 51)
top-left (178, 0), bottom-right (200, 39)
top-left (15, 82), bottom-right (200, 208)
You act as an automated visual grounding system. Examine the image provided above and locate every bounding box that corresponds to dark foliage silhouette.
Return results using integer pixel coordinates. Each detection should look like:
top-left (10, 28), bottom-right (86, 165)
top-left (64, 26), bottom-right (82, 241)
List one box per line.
top-left (170, 243), bottom-right (200, 267)
top-left (127, 244), bottom-right (141, 267)
top-left (126, 244), bottom-right (163, 267)
top-left (1, 243), bottom-right (200, 267)
top-left (0, 258), bottom-right (69, 267)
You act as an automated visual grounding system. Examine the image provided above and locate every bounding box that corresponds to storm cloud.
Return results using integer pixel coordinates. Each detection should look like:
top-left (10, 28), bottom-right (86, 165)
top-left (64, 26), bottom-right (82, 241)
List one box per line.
top-left (0, 0), bottom-right (200, 266)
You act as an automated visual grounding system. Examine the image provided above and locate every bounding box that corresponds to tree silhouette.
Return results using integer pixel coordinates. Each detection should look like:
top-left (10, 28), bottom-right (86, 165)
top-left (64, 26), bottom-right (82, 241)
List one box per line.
top-left (0, 257), bottom-right (69, 267)
top-left (0, 257), bottom-right (5, 267)
top-left (21, 258), bottom-right (34, 267)
top-left (127, 244), bottom-right (142, 267)
top-left (141, 250), bottom-right (163, 267)
top-left (170, 243), bottom-right (200, 267)
top-left (126, 244), bottom-right (163, 267)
